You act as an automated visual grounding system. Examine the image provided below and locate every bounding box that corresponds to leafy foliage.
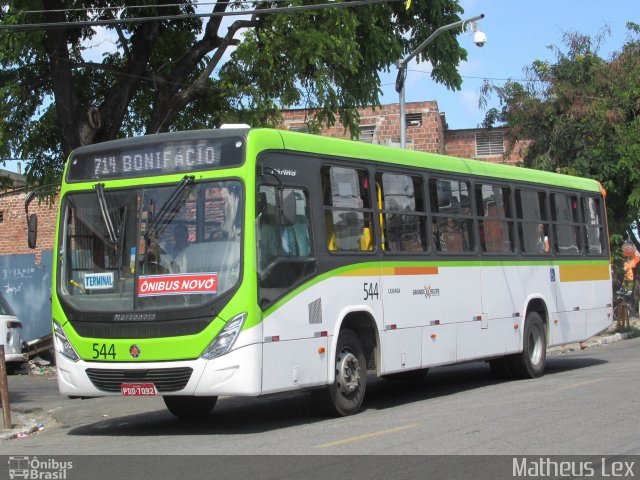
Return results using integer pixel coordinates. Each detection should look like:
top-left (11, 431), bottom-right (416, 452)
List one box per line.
top-left (480, 23), bottom-right (640, 259)
top-left (0, 0), bottom-right (468, 187)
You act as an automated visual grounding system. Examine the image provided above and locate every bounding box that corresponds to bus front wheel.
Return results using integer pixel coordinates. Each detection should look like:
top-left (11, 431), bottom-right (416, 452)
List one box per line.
top-left (313, 328), bottom-right (367, 416)
top-left (508, 312), bottom-right (546, 379)
top-left (163, 395), bottom-right (218, 420)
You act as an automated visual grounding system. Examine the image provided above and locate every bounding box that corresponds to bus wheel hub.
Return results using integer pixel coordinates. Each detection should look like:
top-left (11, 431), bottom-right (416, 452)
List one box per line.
top-left (337, 351), bottom-right (360, 395)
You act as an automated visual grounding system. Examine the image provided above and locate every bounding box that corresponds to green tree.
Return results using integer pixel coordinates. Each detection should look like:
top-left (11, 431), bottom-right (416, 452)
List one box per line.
top-left (480, 23), bottom-right (640, 286)
top-left (1, 0), bottom-right (469, 187)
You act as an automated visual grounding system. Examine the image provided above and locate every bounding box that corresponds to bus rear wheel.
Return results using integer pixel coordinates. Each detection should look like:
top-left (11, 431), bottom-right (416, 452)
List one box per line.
top-left (313, 328), bottom-right (367, 416)
top-left (508, 312), bottom-right (546, 379)
top-left (163, 395), bottom-right (218, 420)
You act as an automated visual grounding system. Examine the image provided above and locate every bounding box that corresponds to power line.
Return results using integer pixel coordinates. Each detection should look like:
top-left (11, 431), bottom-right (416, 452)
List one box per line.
top-left (408, 68), bottom-right (542, 84)
top-left (8, 1), bottom-right (287, 16)
top-left (0, 0), bottom-right (401, 32)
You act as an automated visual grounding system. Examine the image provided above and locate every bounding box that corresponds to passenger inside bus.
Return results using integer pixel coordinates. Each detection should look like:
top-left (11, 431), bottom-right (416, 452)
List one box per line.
top-left (169, 224), bottom-right (189, 257)
top-left (439, 217), bottom-right (464, 253)
top-left (257, 192), bottom-right (279, 269)
top-left (536, 223), bottom-right (550, 253)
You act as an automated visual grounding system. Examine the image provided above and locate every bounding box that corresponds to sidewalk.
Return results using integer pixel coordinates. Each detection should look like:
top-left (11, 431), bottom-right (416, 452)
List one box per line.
top-left (548, 317), bottom-right (639, 355)
top-left (1, 362), bottom-right (57, 442)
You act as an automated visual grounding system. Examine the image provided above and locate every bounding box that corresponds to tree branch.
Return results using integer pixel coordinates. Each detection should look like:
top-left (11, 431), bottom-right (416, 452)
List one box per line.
top-left (148, 16), bottom-right (259, 133)
top-left (43, 0), bottom-right (80, 159)
top-left (94, 20), bottom-right (161, 143)
top-left (627, 224), bottom-right (640, 253)
top-left (115, 25), bottom-right (132, 61)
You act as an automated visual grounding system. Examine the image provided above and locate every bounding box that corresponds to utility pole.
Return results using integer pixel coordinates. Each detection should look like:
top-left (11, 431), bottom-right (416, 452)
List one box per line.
top-left (396, 14), bottom-right (485, 148)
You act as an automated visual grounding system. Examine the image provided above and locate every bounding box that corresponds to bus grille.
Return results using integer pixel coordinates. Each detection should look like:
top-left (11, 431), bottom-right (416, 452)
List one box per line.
top-left (85, 367), bottom-right (193, 393)
top-left (71, 319), bottom-right (210, 339)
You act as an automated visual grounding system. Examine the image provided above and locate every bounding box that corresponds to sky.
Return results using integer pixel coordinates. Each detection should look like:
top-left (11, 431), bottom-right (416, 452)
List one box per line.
top-left (379, 0), bottom-right (637, 130)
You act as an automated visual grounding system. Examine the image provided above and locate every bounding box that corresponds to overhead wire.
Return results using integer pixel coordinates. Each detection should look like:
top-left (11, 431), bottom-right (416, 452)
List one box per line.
top-left (0, 0), bottom-right (402, 32)
top-left (6, 1), bottom-right (288, 16)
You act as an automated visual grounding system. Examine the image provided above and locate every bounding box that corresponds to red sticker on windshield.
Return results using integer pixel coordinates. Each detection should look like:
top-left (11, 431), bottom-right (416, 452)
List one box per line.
top-left (137, 273), bottom-right (218, 297)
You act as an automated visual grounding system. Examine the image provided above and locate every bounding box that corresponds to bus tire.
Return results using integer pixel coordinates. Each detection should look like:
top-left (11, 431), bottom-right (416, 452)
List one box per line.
top-left (313, 329), bottom-right (367, 416)
top-left (508, 312), bottom-right (546, 379)
top-left (163, 395), bottom-right (218, 420)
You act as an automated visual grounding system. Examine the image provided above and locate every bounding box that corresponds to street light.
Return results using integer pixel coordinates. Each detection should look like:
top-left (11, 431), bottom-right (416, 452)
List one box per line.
top-left (395, 13), bottom-right (486, 148)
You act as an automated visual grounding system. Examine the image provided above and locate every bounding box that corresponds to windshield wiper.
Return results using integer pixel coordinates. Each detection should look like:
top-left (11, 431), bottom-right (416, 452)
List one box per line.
top-left (95, 183), bottom-right (118, 245)
top-left (144, 175), bottom-right (195, 241)
top-left (95, 184), bottom-right (129, 272)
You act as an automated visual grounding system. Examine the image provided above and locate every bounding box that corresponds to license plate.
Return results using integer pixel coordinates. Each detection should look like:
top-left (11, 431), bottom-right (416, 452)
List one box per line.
top-left (121, 383), bottom-right (156, 396)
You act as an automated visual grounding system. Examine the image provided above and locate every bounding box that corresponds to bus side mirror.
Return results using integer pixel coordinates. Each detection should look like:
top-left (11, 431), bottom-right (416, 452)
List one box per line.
top-left (28, 214), bottom-right (38, 249)
top-left (281, 190), bottom-right (296, 226)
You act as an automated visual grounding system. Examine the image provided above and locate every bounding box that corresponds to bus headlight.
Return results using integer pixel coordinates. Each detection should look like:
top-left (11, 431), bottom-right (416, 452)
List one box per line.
top-left (53, 321), bottom-right (79, 362)
top-left (201, 312), bottom-right (247, 360)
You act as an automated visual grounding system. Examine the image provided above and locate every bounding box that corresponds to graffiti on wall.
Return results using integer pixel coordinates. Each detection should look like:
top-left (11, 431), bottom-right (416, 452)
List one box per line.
top-left (0, 252), bottom-right (53, 341)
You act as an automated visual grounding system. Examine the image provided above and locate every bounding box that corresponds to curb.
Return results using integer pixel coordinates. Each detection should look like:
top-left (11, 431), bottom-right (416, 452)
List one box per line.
top-left (0, 411), bottom-right (44, 442)
top-left (548, 331), bottom-right (634, 355)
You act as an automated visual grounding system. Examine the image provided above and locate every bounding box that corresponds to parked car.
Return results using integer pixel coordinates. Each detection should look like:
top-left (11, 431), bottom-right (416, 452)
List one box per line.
top-left (0, 293), bottom-right (28, 373)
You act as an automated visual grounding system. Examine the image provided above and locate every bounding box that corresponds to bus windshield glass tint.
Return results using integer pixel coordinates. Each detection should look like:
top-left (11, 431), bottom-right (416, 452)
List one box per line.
top-left (58, 180), bottom-right (242, 313)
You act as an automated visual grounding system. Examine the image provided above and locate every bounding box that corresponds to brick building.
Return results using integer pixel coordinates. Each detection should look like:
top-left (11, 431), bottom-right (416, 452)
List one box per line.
top-left (0, 170), bottom-right (58, 260)
top-left (281, 100), bottom-right (522, 165)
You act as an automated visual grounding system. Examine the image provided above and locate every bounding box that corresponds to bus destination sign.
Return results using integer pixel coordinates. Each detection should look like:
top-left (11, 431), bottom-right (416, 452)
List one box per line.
top-left (67, 137), bottom-right (243, 181)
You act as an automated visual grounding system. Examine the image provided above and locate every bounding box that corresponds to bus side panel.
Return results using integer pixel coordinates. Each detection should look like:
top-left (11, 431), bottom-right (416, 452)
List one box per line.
top-left (456, 317), bottom-right (512, 362)
top-left (585, 307), bottom-right (613, 339)
top-left (553, 263), bottom-right (611, 344)
top-left (482, 265), bottom-right (556, 322)
top-left (480, 265), bottom-right (518, 321)
top-left (261, 275), bottom-right (382, 393)
top-left (261, 337), bottom-right (329, 395)
top-left (422, 323), bottom-right (456, 367)
top-left (555, 264), bottom-right (610, 312)
top-left (380, 328), bottom-right (422, 374)
top-left (549, 310), bottom-right (586, 346)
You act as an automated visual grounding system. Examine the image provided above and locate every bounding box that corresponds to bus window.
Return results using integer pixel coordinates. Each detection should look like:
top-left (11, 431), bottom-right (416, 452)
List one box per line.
top-left (551, 193), bottom-right (582, 255)
top-left (429, 178), bottom-right (475, 254)
top-left (582, 197), bottom-right (606, 254)
top-left (377, 172), bottom-right (427, 253)
top-left (516, 189), bottom-right (550, 255)
top-left (257, 185), bottom-right (315, 306)
top-left (257, 185), bottom-right (314, 269)
top-left (475, 183), bottom-right (514, 254)
top-left (321, 166), bottom-right (374, 252)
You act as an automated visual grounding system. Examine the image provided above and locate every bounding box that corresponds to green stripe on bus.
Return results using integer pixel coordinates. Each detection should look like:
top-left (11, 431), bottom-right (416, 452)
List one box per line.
top-left (262, 258), bottom-right (610, 317)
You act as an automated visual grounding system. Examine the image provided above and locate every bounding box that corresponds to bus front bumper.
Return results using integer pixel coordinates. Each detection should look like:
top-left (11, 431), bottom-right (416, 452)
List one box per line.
top-left (55, 342), bottom-right (262, 397)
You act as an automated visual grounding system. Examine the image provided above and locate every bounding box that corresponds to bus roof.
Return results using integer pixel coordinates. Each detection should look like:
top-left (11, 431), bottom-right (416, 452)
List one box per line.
top-left (64, 128), bottom-right (601, 194)
top-left (250, 128), bottom-right (601, 194)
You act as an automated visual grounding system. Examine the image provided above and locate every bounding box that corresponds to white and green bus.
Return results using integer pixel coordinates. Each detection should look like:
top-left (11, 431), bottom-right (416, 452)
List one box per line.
top-left (36, 128), bottom-right (612, 418)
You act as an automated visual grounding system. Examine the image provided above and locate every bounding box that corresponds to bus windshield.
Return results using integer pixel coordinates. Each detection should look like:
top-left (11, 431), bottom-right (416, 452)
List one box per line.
top-left (58, 179), bottom-right (242, 314)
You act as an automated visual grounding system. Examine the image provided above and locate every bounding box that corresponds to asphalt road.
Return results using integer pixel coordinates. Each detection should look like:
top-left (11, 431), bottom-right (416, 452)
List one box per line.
top-left (3, 337), bottom-right (640, 455)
